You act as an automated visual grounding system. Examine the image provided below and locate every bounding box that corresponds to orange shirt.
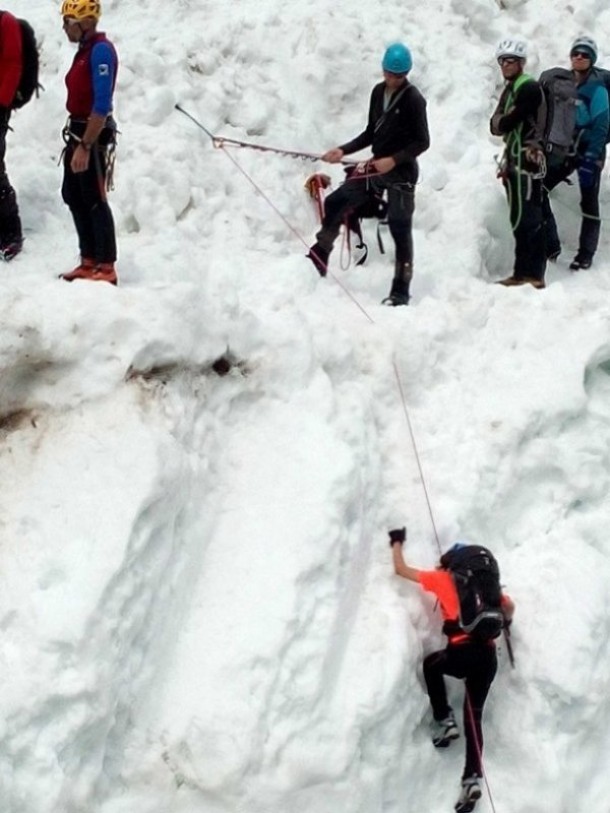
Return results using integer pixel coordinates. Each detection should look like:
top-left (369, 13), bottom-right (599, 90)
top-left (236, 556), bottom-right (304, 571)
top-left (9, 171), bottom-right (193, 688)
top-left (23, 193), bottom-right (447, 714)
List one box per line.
top-left (418, 570), bottom-right (460, 621)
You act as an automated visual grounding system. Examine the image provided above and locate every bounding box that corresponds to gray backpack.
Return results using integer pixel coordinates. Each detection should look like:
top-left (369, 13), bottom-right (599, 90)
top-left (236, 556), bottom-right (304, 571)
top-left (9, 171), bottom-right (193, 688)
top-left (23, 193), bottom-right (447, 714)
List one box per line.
top-left (539, 67), bottom-right (578, 158)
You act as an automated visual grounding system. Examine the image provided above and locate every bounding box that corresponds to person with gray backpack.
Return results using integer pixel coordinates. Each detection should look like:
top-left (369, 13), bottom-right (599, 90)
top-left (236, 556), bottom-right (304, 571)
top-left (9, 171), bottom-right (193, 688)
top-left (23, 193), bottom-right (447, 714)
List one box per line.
top-left (389, 529), bottom-right (514, 813)
top-left (540, 36), bottom-right (610, 270)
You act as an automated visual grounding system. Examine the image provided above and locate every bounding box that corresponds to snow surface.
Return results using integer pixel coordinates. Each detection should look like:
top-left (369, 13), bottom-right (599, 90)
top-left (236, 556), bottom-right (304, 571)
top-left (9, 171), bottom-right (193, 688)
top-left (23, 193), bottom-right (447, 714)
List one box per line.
top-left (1, 0), bottom-right (610, 811)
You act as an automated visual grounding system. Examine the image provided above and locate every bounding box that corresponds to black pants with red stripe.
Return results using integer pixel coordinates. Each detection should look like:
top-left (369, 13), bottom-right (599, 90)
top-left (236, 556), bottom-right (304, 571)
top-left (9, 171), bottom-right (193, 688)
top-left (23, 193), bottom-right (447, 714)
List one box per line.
top-left (423, 642), bottom-right (497, 779)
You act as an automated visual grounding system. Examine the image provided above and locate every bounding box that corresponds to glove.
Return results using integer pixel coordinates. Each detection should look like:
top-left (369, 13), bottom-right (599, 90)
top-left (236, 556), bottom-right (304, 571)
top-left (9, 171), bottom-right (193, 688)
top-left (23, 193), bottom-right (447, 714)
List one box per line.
top-left (388, 527), bottom-right (406, 546)
top-left (524, 146), bottom-right (543, 165)
top-left (577, 157), bottom-right (599, 189)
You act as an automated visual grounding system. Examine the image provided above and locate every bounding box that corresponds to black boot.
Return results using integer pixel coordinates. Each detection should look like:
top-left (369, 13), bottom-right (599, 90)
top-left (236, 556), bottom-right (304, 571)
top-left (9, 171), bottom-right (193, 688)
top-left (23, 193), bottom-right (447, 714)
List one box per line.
top-left (382, 261), bottom-right (412, 306)
top-left (307, 243), bottom-right (329, 277)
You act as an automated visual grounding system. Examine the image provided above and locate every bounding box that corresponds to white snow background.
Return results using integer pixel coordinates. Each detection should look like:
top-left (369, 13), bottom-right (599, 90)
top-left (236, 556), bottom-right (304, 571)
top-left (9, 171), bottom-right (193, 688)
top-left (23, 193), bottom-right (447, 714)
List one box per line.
top-left (0, 0), bottom-right (609, 811)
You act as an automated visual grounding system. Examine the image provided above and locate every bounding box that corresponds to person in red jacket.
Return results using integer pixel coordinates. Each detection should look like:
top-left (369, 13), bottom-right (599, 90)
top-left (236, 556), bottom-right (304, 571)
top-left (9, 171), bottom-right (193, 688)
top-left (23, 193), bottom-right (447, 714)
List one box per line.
top-left (0, 10), bottom-right (24, 260)
top-left (389, 529), bottom-right (515, 813)
top-left (59, 0), bottom-right (118, 285)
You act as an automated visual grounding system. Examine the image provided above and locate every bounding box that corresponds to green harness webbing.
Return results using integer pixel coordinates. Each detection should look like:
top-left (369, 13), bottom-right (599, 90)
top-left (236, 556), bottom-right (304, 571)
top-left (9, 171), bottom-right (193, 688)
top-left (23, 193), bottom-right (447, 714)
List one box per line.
top-left (502, 73), bottom-right (534, 232)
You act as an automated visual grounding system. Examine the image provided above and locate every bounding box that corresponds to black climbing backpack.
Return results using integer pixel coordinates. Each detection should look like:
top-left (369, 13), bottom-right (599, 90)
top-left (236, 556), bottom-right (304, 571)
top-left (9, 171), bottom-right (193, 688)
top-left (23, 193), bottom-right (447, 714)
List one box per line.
top-left (6, 15), bottom-right (41, 109)
top-left (439, 545), bottom-right (504, 642)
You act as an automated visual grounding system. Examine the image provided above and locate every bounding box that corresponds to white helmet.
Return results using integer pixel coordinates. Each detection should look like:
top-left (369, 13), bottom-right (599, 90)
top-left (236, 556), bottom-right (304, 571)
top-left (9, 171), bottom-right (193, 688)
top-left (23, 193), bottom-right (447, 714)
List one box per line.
top-left (570, 36), bottom-right (598, 64)
top-left (495, 38), bottom-right (528, 62)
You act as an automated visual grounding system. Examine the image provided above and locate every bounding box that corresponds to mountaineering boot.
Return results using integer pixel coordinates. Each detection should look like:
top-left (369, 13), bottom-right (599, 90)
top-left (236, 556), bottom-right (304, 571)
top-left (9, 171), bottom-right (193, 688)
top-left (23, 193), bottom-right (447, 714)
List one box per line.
top-left (497, 275), bottom-right (545, 289)
top-left (569, 252), bottom-right (593, 271)
top-left (352, 241), bottom-right (368, 266)
top-left (431, 709), bottom-right (459, 748)
top-left (0, 236), bottom-right (23, 261)
top-left (61, 260), bottom-right (118, 285)
top-left (454, 775), bottom-right (482, 813)
top-left (307, 242), bottom-right (329, 277)
top-left (382, 261), bottom-right (412, 306)
top-left (60, 256), bottom-right (96, 281)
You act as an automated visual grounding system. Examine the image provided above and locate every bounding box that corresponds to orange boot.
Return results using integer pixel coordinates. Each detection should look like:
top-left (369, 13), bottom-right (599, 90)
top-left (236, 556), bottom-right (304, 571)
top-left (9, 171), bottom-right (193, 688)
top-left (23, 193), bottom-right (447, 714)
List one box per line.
top-left (61, 260), bottom-right (118, 285)
top-left (61, 257), bottom-right (96, 281)
top-left (90, 262), bottom-right (118, 285)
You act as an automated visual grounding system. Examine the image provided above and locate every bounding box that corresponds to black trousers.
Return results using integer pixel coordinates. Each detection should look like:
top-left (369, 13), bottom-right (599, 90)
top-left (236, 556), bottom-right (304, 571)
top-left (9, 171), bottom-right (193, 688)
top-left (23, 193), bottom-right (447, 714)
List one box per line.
top-left (423, 642), bottom-right (498, 779)
top-left (316, 171), bottom-right (415, 266)
top-left (62, 138), bottom-right (117, 264)
top-left (0, 107), bottom-right (22, 245)
top-left (542, 156), bottom-right (601, 260)
top-left (503, 168), bottom-right (546, 281)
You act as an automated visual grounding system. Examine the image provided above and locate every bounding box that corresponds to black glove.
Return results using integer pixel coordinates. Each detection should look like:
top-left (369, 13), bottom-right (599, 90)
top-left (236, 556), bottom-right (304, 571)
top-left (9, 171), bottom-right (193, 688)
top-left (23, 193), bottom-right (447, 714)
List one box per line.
top-left (388, 527), bottom-right (406, 546)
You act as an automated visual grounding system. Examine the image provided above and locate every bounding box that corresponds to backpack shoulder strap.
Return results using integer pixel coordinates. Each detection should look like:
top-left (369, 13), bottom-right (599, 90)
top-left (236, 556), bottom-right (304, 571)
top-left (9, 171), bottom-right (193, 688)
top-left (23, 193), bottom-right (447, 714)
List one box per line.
top-left (374, 83), bottom-right (412, 132)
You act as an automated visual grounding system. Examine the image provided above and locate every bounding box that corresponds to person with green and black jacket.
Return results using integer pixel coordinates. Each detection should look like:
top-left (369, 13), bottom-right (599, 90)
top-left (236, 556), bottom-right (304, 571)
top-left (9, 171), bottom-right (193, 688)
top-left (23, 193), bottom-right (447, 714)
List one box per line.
top-left (490, 38), bottom-right (547, 289)
top-left (307, 42), bottom-right (430, 306)
top-left (541, 36), bottom-right (609, 271)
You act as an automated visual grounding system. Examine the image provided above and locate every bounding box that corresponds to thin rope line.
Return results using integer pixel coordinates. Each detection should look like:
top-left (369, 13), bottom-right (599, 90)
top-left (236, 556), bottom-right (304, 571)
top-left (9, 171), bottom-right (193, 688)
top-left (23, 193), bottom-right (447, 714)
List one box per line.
top-left (175, 104), bottom-right (442, 542)
top-left (217, 143), bottom-right (442, 546)
top-left (465, 688), bottom-right (499, 813)
top-left (391, 356), bottom-right (441, 554)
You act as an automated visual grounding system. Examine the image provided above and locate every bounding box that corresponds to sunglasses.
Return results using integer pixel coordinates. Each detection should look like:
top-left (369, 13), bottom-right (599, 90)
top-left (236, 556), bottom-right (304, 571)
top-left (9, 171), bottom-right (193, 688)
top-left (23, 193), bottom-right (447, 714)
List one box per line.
top-left (498, 56), bottom-right (520, 65)
top-left (62, 17), bottom-right (80, 27)
top-left (571, 51), bottom-right (592, 60)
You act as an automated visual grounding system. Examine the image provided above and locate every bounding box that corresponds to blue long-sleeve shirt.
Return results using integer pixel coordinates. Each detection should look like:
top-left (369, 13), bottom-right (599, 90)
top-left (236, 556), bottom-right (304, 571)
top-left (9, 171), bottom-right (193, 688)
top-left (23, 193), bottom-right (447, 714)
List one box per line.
top-left (90, 40), bottom-right (116, 116)
top-left (575, 75), bottom-right (609, 160)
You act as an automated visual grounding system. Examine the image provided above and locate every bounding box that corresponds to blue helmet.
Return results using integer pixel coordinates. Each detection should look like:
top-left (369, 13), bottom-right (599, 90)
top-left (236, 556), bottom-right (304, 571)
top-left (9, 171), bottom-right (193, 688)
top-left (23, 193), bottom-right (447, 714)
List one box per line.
top-left (382, 43), bottom-right (412, 75)
top-left (439, 540), bottom-right (468, 569)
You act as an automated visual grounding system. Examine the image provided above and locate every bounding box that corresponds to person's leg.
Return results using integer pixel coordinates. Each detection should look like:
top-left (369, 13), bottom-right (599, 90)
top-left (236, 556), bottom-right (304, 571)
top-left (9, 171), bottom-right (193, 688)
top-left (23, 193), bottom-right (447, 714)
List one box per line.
top-left (62, 143), bottom-right (96, 261)
top-left (61, 143), bottom-right (117, 283)
top-left (422, 650), bottom-right (452, 720)
top-left (384, 183), bottom-right (415, 304)
top-left (576, 174), bottom-right (601, 265)
top-left (503, 171), bottom-right (545, 284)
top-left (461, 645), bottom-right (498, 780)
top-left (515, 176), bottom-right (546, 282)
top-left (0, 108), bottom-right (23, 257)
top-left (88, 147), bottom-right (117, 264)
top-left (309, 180), bottom-right (370, 275)
top-left (542, 157), bottom-right (570, 259)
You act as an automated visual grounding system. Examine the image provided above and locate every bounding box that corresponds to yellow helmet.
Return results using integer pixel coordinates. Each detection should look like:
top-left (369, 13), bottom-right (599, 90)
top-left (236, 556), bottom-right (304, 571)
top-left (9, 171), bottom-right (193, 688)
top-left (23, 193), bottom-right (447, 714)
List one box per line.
top-left (61, 0), bottom-right (101, 20)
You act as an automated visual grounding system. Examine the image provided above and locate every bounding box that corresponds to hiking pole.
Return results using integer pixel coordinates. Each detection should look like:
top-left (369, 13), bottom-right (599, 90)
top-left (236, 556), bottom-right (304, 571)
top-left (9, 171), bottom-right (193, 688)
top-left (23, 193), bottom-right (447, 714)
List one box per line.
top-left (503, 625), bottom-right (515, 668)
top-left (174, 104), bottom-right (358, 164)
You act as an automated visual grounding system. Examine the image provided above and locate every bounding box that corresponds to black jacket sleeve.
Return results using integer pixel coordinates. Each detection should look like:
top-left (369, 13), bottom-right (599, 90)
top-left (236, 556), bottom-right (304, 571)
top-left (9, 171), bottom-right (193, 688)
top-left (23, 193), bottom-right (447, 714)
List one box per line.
top-left (490, 81), bottom-right (544, 136)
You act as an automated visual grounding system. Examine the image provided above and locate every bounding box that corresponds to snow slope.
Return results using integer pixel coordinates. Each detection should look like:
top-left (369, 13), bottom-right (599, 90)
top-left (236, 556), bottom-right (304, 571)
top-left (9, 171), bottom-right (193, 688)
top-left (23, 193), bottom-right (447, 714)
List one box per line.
top-left (0, 0), bottom-right (610, 811)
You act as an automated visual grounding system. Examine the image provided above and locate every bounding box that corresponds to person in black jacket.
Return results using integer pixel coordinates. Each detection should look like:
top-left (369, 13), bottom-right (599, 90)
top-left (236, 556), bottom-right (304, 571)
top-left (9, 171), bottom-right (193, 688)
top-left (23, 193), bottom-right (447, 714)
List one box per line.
top-left (490, 38), bottom-right (547, 288)
top-left (307, 43), bottom-right (430, 306)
